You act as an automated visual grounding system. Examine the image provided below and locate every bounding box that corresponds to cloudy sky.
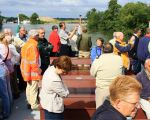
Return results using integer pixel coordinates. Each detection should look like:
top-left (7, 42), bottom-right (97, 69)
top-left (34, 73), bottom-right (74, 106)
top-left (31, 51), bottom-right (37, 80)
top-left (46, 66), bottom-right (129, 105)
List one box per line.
top-left (0, 0), bottom-right (149, 18)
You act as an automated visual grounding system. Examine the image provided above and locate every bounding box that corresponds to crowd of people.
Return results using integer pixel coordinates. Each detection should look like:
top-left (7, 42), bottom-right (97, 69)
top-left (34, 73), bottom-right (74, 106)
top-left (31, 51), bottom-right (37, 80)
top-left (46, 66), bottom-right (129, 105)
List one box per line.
top-left (0, 18), bottom-right (150, 120)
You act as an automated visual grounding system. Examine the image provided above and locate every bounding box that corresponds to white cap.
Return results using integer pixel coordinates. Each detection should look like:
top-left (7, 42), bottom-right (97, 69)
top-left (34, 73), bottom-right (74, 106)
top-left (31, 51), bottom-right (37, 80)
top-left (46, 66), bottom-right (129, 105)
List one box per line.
top-left (28, 29), bottom-right (38, 37)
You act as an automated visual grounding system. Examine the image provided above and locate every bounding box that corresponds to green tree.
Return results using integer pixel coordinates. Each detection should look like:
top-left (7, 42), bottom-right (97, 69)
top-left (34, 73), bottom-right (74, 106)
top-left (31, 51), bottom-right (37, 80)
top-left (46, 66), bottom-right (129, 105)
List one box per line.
top-left (118, 2), bottom-right (150, 37)
top-left (86, 0), bottom-right (150, 40)
top-left (86, 8), bottom-right (101, 32)
top-left (102, 0), bottom-right (121, 32)
top-left (30, 12), bottom-right (40, 24)
top-left (19, 14), bottom-right (29, 22)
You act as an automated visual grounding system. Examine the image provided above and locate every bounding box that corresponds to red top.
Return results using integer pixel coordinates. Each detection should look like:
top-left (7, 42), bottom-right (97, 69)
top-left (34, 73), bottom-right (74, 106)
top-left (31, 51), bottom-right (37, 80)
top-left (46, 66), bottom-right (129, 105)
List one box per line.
top-left (49, 31), bottom-right (61, 52)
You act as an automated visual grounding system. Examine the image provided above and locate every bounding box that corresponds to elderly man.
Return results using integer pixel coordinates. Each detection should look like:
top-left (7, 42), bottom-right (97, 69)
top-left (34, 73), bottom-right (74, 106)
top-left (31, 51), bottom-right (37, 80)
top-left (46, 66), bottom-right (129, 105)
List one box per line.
top-left (90, 43), bottom-right (123, 108)
top-left (16, 26), bottom-right (28, 42)
top-left (92, 75), bottom-right (142, 120)
top-left (20, 29), bottom-right (41, 110)
top-left (136, 59), bottom-right (150, 119)
top-left (3, 28), bottom-right (25, 52)
top-left (113, 32), bottom-right (132, 73)
top-left (59, 22), bottom-right (77, 56)
top-left (38, 27), bottom-right (53, 75)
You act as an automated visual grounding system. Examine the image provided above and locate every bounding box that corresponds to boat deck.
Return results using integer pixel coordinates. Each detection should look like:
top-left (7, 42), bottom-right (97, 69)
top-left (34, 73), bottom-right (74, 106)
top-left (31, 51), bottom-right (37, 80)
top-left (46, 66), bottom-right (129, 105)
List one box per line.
top-left (6, 92), bottom-right (40, 120)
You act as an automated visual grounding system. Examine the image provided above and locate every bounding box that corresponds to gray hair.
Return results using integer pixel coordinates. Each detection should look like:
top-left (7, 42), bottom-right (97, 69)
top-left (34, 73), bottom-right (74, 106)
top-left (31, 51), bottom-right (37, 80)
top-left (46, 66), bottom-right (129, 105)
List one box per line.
top-left (3, 28), bottom-right (12, 35)
top-left (113, 32), bottom-right (117, 38)
top-left (28, 29), bottom-right (38, 38)
top-left (115, 32), bottom-right (123, 39)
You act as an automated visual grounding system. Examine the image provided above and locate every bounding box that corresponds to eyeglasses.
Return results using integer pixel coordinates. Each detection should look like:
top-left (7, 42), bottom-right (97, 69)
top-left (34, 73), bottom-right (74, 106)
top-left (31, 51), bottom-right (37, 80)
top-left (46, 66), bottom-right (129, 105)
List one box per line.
top-left (122, 99), bottom-right (139, 107)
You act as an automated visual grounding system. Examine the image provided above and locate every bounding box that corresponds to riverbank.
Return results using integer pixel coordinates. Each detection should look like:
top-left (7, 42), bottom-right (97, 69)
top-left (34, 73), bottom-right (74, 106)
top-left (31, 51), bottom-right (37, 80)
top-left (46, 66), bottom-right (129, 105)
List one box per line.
top-left (1, 23), bottom-right (110, 44)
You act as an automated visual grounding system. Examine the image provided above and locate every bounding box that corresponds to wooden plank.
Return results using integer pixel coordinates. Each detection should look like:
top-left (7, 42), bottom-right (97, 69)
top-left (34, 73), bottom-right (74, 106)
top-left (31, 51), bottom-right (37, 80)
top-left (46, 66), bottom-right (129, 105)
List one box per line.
top-left (71, 57), bottom-right (91, 65)
top-left (67, 70), bottom-right (90, 75)
top-left (63, 79), bottom-right (95, 88)
top-left (64, 94), bottom-right (95, 109)
top-left (50, 57), bottom-right (91, 65)
top-left (62, 75), bottom-right (94, 80)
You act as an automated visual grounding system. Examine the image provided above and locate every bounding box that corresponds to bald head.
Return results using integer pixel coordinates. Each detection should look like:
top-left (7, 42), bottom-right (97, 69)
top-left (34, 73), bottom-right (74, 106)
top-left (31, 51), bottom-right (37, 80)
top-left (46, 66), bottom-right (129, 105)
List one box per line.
top-left (115, 32), bottom-right (124, 41)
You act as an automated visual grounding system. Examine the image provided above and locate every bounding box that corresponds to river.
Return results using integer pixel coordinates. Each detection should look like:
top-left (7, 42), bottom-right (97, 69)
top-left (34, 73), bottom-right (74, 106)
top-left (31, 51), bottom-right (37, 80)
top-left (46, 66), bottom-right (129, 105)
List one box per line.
top-left (1, 23), bottom-right (110, 46)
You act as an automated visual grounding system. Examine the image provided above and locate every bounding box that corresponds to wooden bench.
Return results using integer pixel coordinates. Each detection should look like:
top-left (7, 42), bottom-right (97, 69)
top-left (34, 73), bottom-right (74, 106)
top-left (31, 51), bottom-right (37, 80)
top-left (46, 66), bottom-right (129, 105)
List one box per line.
top-left (50, 57), bottom-right (91, 70)
top-left (40, 57), bottom-right (147, 120)
top-left (63, 75), bottom-right (96, 120)
top-left (40, 58), bottom-right (94, 120)
top-left (50, 57), bottom-right (91, 65)
top-left (67, 70), bottom-right (90, 75)
top-left (40, 75), bottom-right (96, 120)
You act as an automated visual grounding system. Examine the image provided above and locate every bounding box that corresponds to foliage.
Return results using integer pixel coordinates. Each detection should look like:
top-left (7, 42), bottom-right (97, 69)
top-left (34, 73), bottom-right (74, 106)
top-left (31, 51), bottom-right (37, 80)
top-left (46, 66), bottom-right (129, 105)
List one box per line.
top-left (86, 0), bottom-right (150, 39)
top-left (30, 12), bottom-right (41, 24)
top-left (6, 17), bottom-right (17, 22)
top-left (118, 2), bottom-right (150, 36)
top-left (19, 14), bottom-right (29, 22)
top-left (86, 8), bottom-right (101, 32)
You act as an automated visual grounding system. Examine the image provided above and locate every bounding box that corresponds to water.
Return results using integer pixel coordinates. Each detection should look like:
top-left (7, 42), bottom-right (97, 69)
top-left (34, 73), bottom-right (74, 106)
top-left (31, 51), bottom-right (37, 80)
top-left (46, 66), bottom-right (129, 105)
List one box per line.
top-left (1, 23), bottom-right (110, 46)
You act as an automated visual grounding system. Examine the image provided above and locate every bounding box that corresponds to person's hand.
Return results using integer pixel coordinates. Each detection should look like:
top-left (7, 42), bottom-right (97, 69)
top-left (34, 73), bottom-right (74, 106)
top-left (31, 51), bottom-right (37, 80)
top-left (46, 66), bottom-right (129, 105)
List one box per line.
top-left (74, 26), bottom-right (78, 31)
top-left (38, 68), bottom-right (42, 74)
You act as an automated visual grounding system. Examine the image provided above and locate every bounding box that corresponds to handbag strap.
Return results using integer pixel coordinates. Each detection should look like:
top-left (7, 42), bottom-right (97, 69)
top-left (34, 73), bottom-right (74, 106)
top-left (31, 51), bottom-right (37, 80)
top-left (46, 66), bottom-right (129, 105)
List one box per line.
top-left (3, 46), bottom-right (9, 62)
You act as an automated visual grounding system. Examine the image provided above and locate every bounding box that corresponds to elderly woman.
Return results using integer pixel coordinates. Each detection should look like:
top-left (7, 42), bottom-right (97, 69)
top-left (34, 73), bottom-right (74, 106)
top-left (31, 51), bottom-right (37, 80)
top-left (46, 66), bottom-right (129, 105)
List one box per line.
top-left (0, 32), bottom-right (12, 119)
top-left (39, 56), bottom-right (72, 120)
top-left (5, 35), bottom-right (20, 99)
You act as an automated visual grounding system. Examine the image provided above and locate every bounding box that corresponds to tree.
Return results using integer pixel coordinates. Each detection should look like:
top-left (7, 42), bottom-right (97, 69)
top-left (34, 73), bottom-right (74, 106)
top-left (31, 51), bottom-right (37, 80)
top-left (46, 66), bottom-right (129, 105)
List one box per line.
top-left (86, 8), bottom-right (101, 32)
top-left (86, 0), bottom-right (150, 40)
top-left (102, 0), bottom-right (121, 32)
top-left (30, 12), bottom-right (40, 24)
top-left (19, 14), bottom-right (29, 22)
top-left (118, 2), bottom-right (150, 37)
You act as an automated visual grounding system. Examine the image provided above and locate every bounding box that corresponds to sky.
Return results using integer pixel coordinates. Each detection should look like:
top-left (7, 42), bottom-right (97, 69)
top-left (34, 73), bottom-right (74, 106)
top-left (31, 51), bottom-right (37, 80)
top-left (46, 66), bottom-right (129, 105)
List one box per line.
top-left (0, 0), bottom-right (150, 18)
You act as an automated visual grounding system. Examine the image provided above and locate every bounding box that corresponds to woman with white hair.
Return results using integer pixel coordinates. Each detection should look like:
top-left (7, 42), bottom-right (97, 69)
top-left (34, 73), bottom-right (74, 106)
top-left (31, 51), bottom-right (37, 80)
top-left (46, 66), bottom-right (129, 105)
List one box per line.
top-left (0, 32), bottom-right (12, 119)
top-left (5, 35), bottom-right (20, 99)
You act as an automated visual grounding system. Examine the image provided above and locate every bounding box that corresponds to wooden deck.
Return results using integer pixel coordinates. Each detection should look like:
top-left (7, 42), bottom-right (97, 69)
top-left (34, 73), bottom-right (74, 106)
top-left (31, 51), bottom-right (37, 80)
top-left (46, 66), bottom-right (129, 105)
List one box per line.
top-left (40, 57), bottom-right (147, 120)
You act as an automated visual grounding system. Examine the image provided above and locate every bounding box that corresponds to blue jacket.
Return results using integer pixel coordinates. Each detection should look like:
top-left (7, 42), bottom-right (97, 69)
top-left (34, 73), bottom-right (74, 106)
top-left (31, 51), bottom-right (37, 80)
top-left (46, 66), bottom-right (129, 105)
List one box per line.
top-left (137, 36), bottom-right (150, 62)
top-left (92, 100), bottom-right (126, 120)
top-left (90, 46), bottom-right (102, 62)
top-left (136, 69), bottom-right (150, 99)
